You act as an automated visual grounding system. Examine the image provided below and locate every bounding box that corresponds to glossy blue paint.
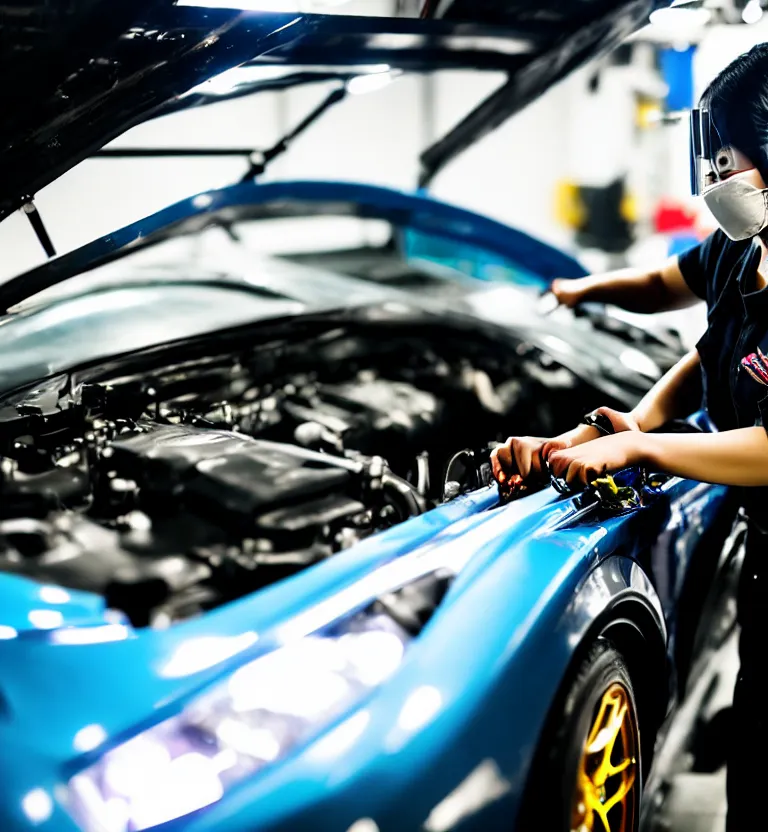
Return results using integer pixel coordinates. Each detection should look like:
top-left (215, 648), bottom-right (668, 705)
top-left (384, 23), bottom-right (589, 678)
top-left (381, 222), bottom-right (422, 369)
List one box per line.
top-left (2, 179), bottom-right (586, 312)
top-left (0, 3), bottom-right (690, 828)
top-left (0, 450), bottom-right (729, 831)
top-left (0, 574), bottom-right (112, 633)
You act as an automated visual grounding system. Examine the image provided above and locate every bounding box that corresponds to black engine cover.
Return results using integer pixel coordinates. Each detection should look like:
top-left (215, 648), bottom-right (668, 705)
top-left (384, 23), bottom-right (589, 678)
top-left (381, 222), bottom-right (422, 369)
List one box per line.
top-left (108, 423), bottom-right (355, 529)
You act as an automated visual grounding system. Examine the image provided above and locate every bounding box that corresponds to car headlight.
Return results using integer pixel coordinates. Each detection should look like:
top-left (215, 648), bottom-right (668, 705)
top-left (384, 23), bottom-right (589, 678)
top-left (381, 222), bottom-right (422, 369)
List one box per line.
top-left (68, 612), bottom-right (409, 832)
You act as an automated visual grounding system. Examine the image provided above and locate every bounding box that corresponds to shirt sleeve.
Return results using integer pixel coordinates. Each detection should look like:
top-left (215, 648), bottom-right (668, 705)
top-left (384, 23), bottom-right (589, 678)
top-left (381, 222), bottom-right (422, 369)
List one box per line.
top-left (677, 231), bottom-right (724, 303)
top-left (758, 394), bottom-right (768, 434)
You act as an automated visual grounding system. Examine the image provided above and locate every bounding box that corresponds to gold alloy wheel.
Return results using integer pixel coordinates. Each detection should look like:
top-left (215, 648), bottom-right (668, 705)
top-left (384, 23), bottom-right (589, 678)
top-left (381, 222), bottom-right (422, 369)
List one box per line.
top-left (571, 682), bottom-right (639, 832)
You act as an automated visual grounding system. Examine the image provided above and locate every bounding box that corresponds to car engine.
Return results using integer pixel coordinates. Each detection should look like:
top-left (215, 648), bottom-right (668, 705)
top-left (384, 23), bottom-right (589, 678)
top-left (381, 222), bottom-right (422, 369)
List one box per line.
top-left (0, 320), bottom-right (610, 626)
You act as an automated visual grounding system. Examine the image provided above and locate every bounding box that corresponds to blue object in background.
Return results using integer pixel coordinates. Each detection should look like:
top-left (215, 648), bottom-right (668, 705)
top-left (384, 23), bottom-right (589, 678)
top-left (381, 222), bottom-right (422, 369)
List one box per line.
top-left (660, 46), bottom-right (696, 112)
top-left (668, 232), bottom-right (701, 258)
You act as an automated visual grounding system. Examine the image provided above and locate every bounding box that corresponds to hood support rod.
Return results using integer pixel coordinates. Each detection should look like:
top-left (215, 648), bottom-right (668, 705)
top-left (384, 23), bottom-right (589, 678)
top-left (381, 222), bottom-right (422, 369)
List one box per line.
top-left (239, 84), bottom-right (347, 182)
top-left (89, 86), bottom-right (347, 181)
top-left (94, 148), bottom-right (254, 158)
top-left (21, 199), bottom-right (56, 259)
top-left (417, 0), bottom-right (656, 188)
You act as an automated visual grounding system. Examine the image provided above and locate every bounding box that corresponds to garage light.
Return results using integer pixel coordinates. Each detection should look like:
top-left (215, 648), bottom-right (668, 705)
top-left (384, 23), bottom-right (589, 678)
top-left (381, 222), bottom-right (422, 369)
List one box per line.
top-left (742, 0), bottom-right (764, 24)
top-left (649, 6), bottom-right (712, 31)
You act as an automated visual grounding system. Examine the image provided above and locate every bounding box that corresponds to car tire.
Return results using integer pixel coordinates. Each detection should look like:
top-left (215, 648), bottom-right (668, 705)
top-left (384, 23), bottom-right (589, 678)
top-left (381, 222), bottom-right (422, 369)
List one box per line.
top-left (518, 638), bottom-right (641, 832)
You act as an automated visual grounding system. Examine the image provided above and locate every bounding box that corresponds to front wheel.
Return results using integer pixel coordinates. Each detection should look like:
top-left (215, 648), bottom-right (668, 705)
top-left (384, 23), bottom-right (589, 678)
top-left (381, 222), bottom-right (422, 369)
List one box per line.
top-left (520, 639), bottom-right (641, 832)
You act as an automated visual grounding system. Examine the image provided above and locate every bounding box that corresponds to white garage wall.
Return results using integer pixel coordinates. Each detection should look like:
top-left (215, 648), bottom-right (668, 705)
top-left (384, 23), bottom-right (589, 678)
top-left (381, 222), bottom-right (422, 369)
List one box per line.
top-left (0, 92), bottom-right (283, 281)
top-left (427, 70), bottom-right (575, 252)
top-left (265, 73), bottom-right (429, 188)
top-left (694, 16), bottom-right (768, 98)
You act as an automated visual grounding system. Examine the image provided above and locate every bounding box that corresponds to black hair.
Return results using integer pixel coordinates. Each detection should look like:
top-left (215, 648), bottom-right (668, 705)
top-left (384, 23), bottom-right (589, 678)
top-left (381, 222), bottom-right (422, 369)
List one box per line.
top-left (700, 43), bottom-right (768, 178)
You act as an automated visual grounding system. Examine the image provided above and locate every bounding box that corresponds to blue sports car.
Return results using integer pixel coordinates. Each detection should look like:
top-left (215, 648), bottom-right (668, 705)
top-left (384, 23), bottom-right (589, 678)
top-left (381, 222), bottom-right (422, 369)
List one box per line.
top-left (0, 2), bottom-right (737, 832)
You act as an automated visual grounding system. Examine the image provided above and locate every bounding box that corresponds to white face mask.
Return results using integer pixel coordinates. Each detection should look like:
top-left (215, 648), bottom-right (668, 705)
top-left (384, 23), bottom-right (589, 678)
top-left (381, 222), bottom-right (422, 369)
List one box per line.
top-left (703, 169), bottom-right (768, 241)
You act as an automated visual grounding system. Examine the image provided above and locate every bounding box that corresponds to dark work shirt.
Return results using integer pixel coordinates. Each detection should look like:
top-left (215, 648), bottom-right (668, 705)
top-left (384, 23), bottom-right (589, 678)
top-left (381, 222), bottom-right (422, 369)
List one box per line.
top-left (678, 230), bottom-right (768, 521)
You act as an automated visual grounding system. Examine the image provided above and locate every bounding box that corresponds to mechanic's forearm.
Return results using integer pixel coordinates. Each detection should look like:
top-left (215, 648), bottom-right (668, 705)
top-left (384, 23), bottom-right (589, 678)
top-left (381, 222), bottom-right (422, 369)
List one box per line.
top-left (547, 350), bottom-right (701, 452)
top-left (569, 268), bottom-right (684, 313)
top-left (640, 427), bottom-right (768, 486)
top-left (630, 349), bottom-right (702, 433)
top-left (552, 423), bottom-right (602, 450)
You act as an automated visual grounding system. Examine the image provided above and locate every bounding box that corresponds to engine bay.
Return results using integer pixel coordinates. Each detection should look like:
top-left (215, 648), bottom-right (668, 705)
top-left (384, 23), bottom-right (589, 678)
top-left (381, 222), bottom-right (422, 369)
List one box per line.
top-left (0, 319), bottom-right (610, 627)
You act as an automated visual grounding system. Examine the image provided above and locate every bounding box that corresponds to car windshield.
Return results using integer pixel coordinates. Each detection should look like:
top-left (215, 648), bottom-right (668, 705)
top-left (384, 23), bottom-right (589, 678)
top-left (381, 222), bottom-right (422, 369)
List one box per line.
top-left (231, 212), bottom-right (548, 292)
top-left (0, 200), bottom-right (558, 394)
top-left (4, 189), bottom-right (557, 317)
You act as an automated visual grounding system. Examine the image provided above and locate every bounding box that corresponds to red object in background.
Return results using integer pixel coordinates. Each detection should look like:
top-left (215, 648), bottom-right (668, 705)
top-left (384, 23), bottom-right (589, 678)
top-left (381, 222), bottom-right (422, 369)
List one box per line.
top-left (653, 199), bottom-right (697, 234)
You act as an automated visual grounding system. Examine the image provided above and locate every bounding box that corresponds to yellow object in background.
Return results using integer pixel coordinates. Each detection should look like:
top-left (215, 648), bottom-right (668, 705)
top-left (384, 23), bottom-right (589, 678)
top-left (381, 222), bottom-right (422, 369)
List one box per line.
top-left (554, 180), bottom-right (586, 230)
top-left (554, 178), bottom-right (638, 236)
top-left (635, 97), bottom-right (661, 130)
top-left (620, 190), bottom-right (639, 224)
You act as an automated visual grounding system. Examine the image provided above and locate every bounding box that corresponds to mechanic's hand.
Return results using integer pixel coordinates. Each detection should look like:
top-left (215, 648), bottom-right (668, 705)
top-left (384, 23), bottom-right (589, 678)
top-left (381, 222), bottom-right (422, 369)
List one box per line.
top-left (547, 432), bottom-right (648, 489)
top-left (538, 408), bottom-right (639, 462)
top-left (594, 406), bottom-right (641, 434)
top-left (492, 410), bottom-right (642, 492)
top-left (550, 278), bottom-right (586, 309)
top-left (490, 436), bottom-right (549, 490)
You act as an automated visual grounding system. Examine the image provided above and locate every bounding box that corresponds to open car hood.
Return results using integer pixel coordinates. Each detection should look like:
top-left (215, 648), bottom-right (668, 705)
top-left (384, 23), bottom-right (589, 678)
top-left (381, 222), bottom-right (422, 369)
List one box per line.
top-left (0, 0), bottom-right (669, 227)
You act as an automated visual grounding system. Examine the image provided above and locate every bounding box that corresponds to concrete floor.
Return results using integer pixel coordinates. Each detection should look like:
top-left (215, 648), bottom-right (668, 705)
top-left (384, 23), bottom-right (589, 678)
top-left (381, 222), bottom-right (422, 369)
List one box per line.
top-left (655, 772), bottom-right (726, 832)
top-left (643, 631), bottom-right (738, 832)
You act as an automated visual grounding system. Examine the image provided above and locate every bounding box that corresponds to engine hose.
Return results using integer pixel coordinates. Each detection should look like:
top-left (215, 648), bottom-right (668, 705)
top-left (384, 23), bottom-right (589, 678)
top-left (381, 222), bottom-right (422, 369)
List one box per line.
top-left (443, 449), bottom-right (476, 492)
top-left (382, 472), bottom-right (426, 518)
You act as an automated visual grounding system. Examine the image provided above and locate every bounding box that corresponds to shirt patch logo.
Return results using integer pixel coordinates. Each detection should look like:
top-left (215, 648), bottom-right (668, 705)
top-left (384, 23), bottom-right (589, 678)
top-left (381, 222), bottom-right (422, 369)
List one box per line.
top-left (741, 347), bottom-right (768, 386)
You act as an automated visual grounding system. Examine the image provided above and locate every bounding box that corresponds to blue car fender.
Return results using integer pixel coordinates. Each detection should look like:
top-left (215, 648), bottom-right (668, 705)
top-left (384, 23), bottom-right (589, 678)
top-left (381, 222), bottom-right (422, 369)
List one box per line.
top-left (172, 496), bottom-right (651, 832)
